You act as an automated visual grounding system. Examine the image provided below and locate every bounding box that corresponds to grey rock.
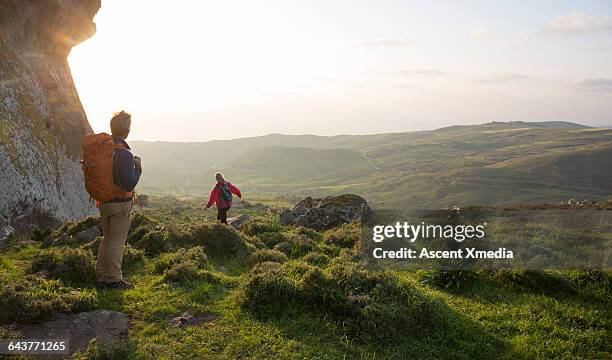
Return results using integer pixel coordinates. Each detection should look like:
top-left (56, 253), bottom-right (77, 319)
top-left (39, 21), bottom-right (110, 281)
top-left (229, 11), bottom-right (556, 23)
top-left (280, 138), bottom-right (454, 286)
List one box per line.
top-left (281, 194), bottom-right (371, 230)
top-left (228, 214), bottom-right (250, 229)
top-left (75, 225), bottom-right (100, 242)
top-left (0, 217), bottom-right (14, 248)
top-left (279, 209), bottom-right (295, 225)
top-left (18, 310), bottom-right (129, 355)
top-left (0, 0), bottom-right (100, 233)
top-left (294, 215), bottom-right (308, 227)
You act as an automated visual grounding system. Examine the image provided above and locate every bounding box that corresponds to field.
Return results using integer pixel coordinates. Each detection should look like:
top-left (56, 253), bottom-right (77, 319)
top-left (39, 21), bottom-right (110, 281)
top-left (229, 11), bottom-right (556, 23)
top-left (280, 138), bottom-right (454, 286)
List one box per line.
top-left (0, 194), bottom-right (609, 359)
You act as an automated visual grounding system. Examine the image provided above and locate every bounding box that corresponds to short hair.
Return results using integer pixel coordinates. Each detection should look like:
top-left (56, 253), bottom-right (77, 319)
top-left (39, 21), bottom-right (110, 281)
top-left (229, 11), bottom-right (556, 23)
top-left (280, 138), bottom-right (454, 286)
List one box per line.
top-left (110, 111), bottom-right (131, 136)
top-left (215, 172), bottom-right (224, 182)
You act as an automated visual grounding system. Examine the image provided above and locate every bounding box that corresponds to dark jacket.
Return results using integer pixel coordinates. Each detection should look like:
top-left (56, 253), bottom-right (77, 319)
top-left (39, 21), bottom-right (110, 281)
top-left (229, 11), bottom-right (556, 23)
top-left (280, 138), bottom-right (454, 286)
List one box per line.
top-left (112, 136), bottom-right (141, 192)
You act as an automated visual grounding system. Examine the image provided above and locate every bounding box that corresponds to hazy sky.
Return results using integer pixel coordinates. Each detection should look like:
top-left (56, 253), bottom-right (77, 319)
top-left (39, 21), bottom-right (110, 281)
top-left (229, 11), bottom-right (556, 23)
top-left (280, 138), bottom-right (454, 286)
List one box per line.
top-left (68, 0), bottom-right (612, 141)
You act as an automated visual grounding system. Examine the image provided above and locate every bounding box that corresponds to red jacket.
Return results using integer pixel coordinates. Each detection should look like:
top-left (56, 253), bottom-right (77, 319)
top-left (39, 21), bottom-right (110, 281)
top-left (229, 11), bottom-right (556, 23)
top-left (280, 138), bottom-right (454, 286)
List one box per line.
top-left (206, 181), bottom-right (241, 209)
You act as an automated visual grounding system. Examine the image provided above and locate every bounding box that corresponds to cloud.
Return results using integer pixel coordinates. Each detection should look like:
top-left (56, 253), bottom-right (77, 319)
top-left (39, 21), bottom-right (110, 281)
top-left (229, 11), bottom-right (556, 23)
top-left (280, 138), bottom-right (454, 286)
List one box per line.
top-left (392, 69), bottom-right (448, 76)
top-left (473, 72), bottom-right (531, 83)
top-left (575, 78), bottom-right (612, 92)
top-left (358, 39), bottom-right (413, 48)
top-left (543, 12), bottom-right (612, 35)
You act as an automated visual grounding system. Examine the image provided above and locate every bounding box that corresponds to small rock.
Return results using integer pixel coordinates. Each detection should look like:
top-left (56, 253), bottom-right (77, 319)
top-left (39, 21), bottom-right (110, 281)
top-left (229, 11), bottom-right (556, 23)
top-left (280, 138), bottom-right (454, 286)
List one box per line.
top-left (33, 269), bottom-right (51, 279)
top-left (75, 225), bottom-right (100, 242)
top-left (218, 266), bottom-right (228, 273)
top-left (169, 312), bottom-right (218, 327)
top-left (18, 310), bottom-right (130, 355)
top-left (227, 214), bottom-right (251, 229)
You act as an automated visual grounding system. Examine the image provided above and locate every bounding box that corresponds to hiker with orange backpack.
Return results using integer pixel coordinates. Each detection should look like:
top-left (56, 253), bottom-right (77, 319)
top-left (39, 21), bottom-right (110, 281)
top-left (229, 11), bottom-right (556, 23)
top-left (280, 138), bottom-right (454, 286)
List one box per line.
top-left (82, 111), bottom-right (141, 290)
top-left (202, 172), bottom-right (241, 224)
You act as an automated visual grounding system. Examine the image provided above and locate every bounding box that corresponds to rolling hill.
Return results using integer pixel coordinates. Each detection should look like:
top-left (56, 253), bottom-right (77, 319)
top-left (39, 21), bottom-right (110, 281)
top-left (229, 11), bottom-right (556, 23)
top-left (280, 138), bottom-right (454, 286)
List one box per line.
top-left (131, 121), bottom-right (612, 208)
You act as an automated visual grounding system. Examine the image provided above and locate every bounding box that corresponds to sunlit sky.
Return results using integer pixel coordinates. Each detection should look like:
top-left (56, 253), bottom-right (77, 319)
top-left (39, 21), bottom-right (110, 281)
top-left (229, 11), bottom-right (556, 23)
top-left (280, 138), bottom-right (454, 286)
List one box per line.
top-left (69, 0), bottom-right (612, 142)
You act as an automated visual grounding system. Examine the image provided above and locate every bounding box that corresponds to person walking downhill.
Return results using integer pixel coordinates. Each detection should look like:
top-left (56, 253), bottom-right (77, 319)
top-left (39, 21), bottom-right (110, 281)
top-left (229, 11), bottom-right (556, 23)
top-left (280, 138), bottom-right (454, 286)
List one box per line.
top-left (82, 110), bottom-right (141, 290)
top-left (203, 173), bottom-right (241, 224)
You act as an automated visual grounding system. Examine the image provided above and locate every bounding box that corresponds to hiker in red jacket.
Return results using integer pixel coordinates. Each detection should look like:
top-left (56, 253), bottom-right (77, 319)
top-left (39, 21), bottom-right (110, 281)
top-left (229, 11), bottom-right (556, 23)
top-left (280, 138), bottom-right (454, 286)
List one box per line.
top-left (203, 172), bottom-right (241, 224)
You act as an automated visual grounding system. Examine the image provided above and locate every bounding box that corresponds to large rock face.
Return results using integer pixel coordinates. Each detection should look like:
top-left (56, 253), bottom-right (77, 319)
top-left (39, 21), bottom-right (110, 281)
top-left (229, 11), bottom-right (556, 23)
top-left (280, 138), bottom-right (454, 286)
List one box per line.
top-left (0, 0), bottom-right (101, 232)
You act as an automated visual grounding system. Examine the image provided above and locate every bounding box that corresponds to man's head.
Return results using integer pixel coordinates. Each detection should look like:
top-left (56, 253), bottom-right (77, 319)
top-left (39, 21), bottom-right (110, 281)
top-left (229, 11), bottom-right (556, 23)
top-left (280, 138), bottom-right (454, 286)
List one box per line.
top-left (110, 111), bottom-right (132, 139)
top-left (215, 172), bottom-right (225, 183)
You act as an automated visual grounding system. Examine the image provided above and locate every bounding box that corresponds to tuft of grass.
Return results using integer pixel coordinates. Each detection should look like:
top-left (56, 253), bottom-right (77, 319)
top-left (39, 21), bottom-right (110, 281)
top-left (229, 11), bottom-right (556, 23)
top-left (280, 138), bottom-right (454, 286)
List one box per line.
top-left (248, 249), bottom-right (288, 266)
top-left (240, 258), bottom-right (445, 342)
top-left (153, 246), bottom-right (209, 274)
top-left (323, 222), bottom-right (361, 248)
top-left (29, 248), bottom-right (96, 286)
top-left (167, 222), bottom-right (252, 259)
top-left (0, 275), bottom-right (96, 324)
top-left (240, 219), bottom-right (282, 236)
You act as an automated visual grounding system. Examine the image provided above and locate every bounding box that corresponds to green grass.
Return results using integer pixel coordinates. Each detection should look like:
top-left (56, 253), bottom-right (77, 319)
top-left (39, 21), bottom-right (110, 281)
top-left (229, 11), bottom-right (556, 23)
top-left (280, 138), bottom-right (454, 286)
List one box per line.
top-left (1, 201), bottom-right (610, 359)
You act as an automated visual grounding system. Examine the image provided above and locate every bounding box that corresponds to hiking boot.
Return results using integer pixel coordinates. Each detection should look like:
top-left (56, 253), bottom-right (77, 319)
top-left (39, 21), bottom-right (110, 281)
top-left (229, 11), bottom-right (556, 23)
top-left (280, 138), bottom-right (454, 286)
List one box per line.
top-left (103, 280), bottom-right (134, 290)
top-left (96, 281), bottom-right (108, 289)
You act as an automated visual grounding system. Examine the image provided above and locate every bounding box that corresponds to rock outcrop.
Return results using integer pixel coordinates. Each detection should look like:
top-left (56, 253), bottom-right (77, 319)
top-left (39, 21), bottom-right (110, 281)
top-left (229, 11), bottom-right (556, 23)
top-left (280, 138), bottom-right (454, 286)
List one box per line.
top-left (0, 0), bottom-right (101, 233)
top-left (280, 194), bottom-right (372, 229)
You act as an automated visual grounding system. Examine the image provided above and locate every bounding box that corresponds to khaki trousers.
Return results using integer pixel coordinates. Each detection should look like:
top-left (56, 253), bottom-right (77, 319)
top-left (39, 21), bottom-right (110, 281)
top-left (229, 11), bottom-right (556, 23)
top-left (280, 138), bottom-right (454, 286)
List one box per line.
top-left (96, 200), bottom-right (132, 283)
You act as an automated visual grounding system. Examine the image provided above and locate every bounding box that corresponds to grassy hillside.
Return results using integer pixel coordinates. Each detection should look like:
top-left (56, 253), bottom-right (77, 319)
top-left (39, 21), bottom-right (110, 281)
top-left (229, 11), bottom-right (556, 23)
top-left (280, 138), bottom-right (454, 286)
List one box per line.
top-left (131, 122), bottom-right (612, 208)
top-left (0, 197), bottom-right (609, 359)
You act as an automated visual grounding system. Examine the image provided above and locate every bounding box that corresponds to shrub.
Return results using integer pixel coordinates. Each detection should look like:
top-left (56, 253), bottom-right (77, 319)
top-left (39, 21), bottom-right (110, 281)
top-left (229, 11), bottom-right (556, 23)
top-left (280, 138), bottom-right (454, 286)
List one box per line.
top-left (255, 232), bottom-right (287, 248)
top-left (162, 261), bottom-right (221, 285)
top-left (241, 262), bottom-right (298, 315)
top-left (249, 249), bottom-right (288, 266)
top-left (30, 248), bottom-right (96, 286)
top-left (284, 233), bottom-right (314, 258)
top-left (131, 229), bottom-right (167, 256)
top-left (122, 245), bottom-right (145, 273)
top-left (273, 241), bottom-right (292, 256)
top-left (302, 252), bottom-right (330, 267)
top-left (240, 258), bottom-right (444, 342)
top-left (323, 222), bottom-right (361, 248)
top-left (0, 275), bottom-right (95, 324)
top-left (153, 247), bottom-right (209, 273)
top-left (240, 219), bottom-right (281, 236)
top-left (167, 222), bottom-right (252, 258)
top-left (290, 227), bottom-right (323, 241)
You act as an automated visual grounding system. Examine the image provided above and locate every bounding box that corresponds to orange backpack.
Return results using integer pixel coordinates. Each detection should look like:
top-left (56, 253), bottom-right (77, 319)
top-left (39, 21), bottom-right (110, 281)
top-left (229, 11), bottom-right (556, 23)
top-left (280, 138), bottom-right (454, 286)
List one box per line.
top-left (82, 133), bottom-right (130, 203)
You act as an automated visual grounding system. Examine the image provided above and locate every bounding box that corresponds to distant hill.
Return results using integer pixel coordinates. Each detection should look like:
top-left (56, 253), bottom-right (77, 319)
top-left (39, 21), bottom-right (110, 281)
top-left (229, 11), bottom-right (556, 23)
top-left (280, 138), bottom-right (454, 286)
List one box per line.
top-left (131, 121), bottom-right (612, 208)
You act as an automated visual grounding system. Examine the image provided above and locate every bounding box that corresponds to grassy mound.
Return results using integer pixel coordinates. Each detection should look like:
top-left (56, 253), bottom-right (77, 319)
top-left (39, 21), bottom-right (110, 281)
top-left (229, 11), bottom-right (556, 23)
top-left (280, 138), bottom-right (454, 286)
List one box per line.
top-left (0, 275), bottom-right (95, 324)
top-left (162, 262), bottom-right (221, 285)
top-left (127, 213), bottom-right (167, 256)
top-left (241, 258), bottom-right (445, 342)
top-left (29, 248), bottom-right (96, 286)
top-left (240, 219), bottom-right (282, 236)
top-left (248, 249), bottom-right (288, 266)
top-left (167, 222), bottom-right (253, 258)
top-left (122, 245), bottom-right (145, 273)
top-left (153, 246), bottom-right (209, 273)
top-left (323, 222), bottom-right (361, 248)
